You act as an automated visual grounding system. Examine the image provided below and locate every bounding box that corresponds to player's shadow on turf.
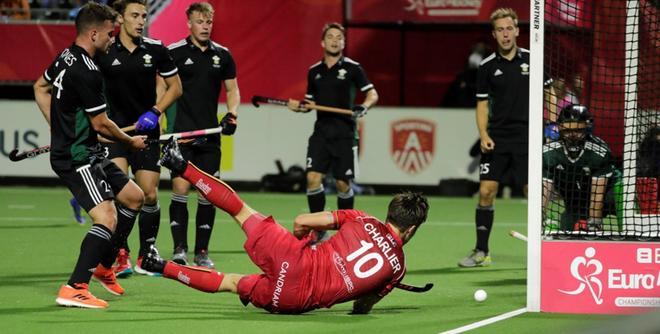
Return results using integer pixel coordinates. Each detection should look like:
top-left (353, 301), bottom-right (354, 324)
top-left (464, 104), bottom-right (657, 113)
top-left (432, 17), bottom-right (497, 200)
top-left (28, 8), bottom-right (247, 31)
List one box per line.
top-left (474, 278), bottom-right (526, 286)
top-left (0, 272), bottom-right (69, 287)
top-left (0, 306), bottom-right (68, 316)
top-left (0, 224), bottom-right (70, 230)
top-left (406, 267), bottom-right (521, 275)
top-left (208, 250), bottom-right (246, 255)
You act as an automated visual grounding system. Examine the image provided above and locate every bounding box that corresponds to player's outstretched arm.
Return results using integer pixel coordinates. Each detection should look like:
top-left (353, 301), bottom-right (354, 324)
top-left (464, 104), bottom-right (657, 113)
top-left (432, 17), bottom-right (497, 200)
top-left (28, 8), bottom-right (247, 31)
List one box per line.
top-left (33, 75), bottom-right (52, 125)
top-left (90, 113), bottom-right (147, 150)
top-left (293, 212), bottom-right (335, 239)
top-left (351, 292), bottom-right (383, 315)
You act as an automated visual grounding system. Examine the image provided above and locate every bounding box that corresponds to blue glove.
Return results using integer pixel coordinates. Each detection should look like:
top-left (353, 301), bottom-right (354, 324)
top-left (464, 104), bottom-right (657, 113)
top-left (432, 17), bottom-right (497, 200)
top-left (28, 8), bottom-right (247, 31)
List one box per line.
top-left (220, 113), bottom-right (237, 135)
top-left (352, 104), bottom-right (368, 119)
top-left (136, 107), bottom-right (161, 132)
top-left (544, 122), bottom-right (559, 141)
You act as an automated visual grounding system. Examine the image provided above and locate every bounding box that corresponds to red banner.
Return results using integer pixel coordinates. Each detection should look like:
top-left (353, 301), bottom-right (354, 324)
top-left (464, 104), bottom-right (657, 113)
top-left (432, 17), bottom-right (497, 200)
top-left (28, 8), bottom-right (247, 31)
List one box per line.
top-left (542, 241), bottom-right (660, 314)
top-left (347, 0), bottom-right (530, 24)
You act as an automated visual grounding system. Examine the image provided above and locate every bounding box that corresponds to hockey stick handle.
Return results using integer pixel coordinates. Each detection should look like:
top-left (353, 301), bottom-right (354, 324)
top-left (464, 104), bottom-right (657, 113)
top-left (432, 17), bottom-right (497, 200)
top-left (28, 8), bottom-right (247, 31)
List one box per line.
top-left (395, 282), bottom-right (434, 293)
top-left (251, 95), bottom-right (354, 116)
top-left (158, 126), bottom-right (223, 142)
top-left (509, 230), bottom-right (528, 242)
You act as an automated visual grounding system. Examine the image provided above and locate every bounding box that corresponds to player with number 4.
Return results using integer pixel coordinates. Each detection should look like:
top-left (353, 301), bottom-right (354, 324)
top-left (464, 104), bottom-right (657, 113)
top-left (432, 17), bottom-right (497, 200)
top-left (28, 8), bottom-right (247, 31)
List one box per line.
top-left (141, 139), bottom-right (429, 314)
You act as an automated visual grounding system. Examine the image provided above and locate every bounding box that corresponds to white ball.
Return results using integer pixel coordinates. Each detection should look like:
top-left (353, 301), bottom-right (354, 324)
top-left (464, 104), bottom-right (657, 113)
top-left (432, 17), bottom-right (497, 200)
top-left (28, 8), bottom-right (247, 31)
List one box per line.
top-left (474, 289), bottom-right (487, 302)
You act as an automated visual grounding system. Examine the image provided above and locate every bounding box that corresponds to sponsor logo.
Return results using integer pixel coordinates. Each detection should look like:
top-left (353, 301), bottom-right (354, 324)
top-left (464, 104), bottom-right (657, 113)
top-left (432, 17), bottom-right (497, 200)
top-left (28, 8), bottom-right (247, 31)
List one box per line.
top-left (391, 119), bottom-right (435, 174)
top-left (271, 262), bottom-right (289, 308)
top-left (314, 73), bottom-right (321, 80)
top-left (404, 0), bottom-right (482, 17)
top-left (170, 220), bottom-right (179, 227)
top-left (198, 224), bottom-right (211, 230)
top-left (333, 252), bottom-right (354, 293)
top-left (111, 59), bottom-right (121, 66)
top-left (558, 247), bottom-right (604, 304)
top-left (521, 63), bottom-right (529, 75)
top-left (143, 54), bottom-right (153, 67)
top-left (337, 68), bottom-right (347, 80)
top-left (184, 58), bottom-right (194, 65)
top-left (345, 169), bottom-right (353, 176)
top-left (195, 179), bottom-right (212, 195)
top-left (212, 55), bottom-right (220, 68)
top-left (177, 271), bottom-right (190, 284)
top-left (494, 69), bottom-right (503, 76)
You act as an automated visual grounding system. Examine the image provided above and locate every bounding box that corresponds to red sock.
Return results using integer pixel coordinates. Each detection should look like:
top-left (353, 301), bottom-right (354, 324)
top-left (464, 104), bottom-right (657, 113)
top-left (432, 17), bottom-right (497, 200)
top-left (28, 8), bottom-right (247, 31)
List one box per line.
top-left (163, 262), bottom-right (224, 293)
top-left (182, 163), bottom-right (244, 216)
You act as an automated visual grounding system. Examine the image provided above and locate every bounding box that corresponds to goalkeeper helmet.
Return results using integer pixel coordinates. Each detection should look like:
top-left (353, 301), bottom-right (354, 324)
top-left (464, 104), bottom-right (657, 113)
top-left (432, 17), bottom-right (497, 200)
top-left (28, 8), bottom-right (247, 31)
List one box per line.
top-left (558, 104), bottom-right (592, 159)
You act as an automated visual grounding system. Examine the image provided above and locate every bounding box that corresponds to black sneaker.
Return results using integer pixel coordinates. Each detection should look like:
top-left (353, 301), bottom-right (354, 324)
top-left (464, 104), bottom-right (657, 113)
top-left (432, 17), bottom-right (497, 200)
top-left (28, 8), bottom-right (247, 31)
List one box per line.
top-left (194, 249), bottom-right (215, 269)
top-left (141, 245), bottom-right (166, 274)
top-left (159, 138), bottom-right (187, 174)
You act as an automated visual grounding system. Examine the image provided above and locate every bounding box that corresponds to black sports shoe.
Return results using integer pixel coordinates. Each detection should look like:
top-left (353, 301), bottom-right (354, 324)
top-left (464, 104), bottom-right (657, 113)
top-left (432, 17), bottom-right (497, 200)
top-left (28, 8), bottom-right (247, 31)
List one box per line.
top-left (159, 138), bottom-right (187, 174)
top-left (141, 245), bottom-right (166, 274)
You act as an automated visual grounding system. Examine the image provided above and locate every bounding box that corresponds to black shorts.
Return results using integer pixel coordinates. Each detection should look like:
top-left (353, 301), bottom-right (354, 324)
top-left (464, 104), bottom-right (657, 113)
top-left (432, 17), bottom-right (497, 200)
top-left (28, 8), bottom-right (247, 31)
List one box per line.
top-left (479, 142), bottom-right (528, 186)
top-left (306, 133), bottom-right (357, 181)
top-left (55, 159), bottom-right (131, 212)
top-left (101, 140), bottom-right (161, 173)
top-left (170, 142), bottom-right (221, 178)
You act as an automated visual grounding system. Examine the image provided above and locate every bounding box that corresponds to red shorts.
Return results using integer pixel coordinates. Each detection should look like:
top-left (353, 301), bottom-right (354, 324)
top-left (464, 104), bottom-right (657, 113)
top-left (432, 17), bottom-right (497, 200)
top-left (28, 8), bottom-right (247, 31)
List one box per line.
top-left (236, 216), bottom-right (314, 313)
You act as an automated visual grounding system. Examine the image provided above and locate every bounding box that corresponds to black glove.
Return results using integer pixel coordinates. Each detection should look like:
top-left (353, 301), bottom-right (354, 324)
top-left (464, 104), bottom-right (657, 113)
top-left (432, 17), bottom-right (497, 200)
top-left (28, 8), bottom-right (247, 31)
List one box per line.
top-left (352, 104), bottom-right (368, 119)
top-left (220, 113), bottom-right (237, 135)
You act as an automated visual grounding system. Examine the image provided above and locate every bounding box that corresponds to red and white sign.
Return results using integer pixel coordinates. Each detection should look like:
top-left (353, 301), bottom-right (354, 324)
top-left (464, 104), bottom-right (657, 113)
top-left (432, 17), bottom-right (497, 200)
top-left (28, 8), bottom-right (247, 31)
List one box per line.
top-left (391, 119), bottom-right (435, 175)
top-left (542, 241), bottom-right (660, 314)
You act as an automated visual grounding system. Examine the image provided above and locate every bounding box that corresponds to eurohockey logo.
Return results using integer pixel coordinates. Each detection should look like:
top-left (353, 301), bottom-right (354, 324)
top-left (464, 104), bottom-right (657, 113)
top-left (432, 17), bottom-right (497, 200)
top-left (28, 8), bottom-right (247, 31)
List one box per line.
top-left (558, 247), bottom-right (604, 304)
top-left (391, 119), bottom-right (435, 174)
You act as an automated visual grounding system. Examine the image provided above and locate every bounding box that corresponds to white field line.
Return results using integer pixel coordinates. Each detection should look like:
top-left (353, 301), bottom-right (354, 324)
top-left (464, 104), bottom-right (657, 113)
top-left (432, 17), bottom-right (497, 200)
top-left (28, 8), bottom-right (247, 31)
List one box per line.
top-left (439, 308), bottom-right (527, 334)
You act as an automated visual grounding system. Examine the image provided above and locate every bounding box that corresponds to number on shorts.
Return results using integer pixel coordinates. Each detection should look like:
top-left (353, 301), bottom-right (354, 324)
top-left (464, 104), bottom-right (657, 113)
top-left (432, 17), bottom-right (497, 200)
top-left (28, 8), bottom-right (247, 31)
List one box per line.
top-left (346, 240), bottom-right (384, 279)
top-left (479, 163), bottom-right (490, 175)
top-left (307, 157), bottom-right (312, 168)
top-left (53, 69), bottom-right (66, 99)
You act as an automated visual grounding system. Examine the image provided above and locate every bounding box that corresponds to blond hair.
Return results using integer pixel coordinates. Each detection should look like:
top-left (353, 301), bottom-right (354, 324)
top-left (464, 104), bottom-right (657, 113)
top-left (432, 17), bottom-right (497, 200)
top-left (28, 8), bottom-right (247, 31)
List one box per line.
top-left (186, 2), bottom-right (214, 19)
top-left (490, 8), bottom-right (518, 29)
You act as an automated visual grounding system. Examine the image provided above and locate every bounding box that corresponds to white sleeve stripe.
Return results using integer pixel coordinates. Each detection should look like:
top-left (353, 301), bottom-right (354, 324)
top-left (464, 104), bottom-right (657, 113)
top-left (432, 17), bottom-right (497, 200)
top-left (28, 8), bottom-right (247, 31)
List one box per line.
top-left (86, 104), bottom-right (106, 112)
top-left (542, 178), bottom-right (553, 183)
top-left (360, 84), bottom-right (374, 92)
top-left (304, 94), bottom-right (314, 99)
top-left (476, 93), bottom-right (488, 98)
top-left (44, 70), bottom-right (51, 81)
top-left (160, 68), bottom-right (178, 77)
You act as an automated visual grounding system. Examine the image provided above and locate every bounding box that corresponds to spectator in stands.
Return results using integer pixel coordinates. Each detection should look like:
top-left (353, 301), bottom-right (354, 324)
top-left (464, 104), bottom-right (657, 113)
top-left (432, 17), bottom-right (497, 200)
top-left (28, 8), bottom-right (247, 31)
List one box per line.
top-left (0, 0), bottom-right (31, 20)
top-left (441, 42), bottom-right (489, 108)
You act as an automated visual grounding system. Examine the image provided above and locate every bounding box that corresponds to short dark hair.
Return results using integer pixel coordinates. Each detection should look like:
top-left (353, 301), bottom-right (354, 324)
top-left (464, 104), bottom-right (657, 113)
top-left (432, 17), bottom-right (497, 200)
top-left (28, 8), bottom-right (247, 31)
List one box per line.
top-left (186, 2), bottom-right (214, 19)
top-left (113, 0), bottom-right (147, 16)
top-left (75, 2), bottom-right (117, 35)
top-left (386, 192), bottom-right (429, 231)
top-left (321, 22), bottom-right (345, 40)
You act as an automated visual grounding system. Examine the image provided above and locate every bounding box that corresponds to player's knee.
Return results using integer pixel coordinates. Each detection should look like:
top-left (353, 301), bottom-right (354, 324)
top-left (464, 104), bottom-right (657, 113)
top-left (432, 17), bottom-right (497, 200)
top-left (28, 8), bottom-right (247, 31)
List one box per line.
top-left (90, 203), bottom-right (118, 230)
top-left (336, 180), bottom-right (350, 193)
top-left (306, 173), bottom-right (322, 189)
top-left (479, 186), bottom-right (497, 203)
top-left (143, 189), bottom-right (158, 205)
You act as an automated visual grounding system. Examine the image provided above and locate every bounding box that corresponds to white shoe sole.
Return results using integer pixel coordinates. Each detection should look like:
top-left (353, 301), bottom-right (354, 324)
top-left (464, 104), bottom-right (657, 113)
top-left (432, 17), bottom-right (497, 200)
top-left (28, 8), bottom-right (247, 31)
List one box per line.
top-left (56, 297), bottom-right (106, 309)
top-left (134, 265), bottom-right (162, 276)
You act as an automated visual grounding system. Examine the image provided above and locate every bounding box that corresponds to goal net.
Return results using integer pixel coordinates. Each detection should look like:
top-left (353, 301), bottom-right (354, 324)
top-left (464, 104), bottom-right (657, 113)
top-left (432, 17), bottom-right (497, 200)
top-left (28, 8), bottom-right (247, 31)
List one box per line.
top-left (541, 0), bottom-right (660, 240)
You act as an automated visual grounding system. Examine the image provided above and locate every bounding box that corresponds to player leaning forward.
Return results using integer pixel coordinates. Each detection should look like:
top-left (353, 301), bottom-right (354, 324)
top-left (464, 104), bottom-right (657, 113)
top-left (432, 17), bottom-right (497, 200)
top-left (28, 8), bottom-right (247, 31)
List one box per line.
top-left (141, 140), bottom-right (429, 314)
top-left (33, 2), bottom-right (147, 308)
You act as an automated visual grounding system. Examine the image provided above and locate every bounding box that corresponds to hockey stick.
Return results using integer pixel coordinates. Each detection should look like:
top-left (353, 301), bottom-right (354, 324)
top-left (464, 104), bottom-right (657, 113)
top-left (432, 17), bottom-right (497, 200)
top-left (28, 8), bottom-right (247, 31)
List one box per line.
top-left (395, 282), bottom-right (434, 293)
top-left (10, 125), bottom-right (136, 162)
top-left (509, 230), bottom-right (528, 242)
top-left (251, 95), bottom-right (354, 116)
top-left (157, 126), bottom-right (223, 142)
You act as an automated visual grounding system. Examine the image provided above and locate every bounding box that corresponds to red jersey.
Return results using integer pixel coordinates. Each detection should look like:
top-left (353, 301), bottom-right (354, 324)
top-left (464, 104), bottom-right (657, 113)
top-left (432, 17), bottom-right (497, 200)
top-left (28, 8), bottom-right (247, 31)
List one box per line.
top-left (309, 210), bottom-right (407, 308)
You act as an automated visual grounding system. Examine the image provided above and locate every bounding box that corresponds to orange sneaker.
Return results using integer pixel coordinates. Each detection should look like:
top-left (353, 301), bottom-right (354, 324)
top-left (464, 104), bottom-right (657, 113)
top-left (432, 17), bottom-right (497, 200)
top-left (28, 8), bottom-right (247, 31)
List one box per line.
top-left (113, 248), bottom-right (133, 278)
top-left (93, 264), bottom-right (125, 296)
top-left (56, 283), bottom-right (108, 309)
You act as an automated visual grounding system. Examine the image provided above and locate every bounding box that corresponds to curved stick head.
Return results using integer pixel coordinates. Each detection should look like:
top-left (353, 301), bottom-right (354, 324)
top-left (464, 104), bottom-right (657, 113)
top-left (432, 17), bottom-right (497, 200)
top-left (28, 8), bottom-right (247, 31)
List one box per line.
top-left (8, 149), bottom-right (21, 161)
top-left (251, 95), bottom-right (261, 108)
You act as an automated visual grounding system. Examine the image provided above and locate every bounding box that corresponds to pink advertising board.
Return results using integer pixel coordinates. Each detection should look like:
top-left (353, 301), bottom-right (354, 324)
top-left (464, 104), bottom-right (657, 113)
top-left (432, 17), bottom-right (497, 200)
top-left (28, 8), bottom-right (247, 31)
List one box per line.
top-left (542, 241), bottom-right (660, 314)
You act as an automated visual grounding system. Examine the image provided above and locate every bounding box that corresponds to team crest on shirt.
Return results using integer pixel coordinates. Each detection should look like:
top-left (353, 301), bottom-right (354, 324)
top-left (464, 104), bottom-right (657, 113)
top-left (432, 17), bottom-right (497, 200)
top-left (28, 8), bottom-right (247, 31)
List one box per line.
top-left (212, 55), bottom-right (221, 68)
top-left (337, 69), bottom-right (347, 80)
top-left (520, 63), bottom-right (529, 75)
top-left (143, 54), bottom-right (153, 67)
top-left (391, 119), bottom-right (436, 174)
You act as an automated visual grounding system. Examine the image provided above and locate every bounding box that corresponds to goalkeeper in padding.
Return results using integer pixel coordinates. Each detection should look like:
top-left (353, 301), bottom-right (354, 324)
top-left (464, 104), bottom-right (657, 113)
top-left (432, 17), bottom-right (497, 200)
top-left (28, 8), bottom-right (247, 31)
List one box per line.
top-left (542, 104), bottom-right (620, 232)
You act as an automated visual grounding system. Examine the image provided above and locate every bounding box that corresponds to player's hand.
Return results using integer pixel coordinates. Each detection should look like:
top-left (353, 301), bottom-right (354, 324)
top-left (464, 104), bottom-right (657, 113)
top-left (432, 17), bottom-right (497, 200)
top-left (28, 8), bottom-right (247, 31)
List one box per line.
top-left (129, 135), bottom-right (148, 150)
top-left (287, 99), bottom-right (311, 113)
top-left (220, 113), bottom-right (237, 135)
top-left (136, 107), bottom-right (161, 132)
top-left (352, 104), bottom-right (368, 119)
top-left (544, 122), bottom-right (559, 141)
top-left (480, 135), bottom-right (495, 153)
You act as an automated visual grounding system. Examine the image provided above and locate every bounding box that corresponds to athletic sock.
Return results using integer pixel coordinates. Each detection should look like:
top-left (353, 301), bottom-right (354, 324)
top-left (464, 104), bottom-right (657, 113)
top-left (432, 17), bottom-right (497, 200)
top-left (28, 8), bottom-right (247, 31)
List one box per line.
top-left (68, 224), bottom-right (112, 287)
top-left (475, 205), bottom-right (494, 253)
top-left (307, 186), bottom-right (325, 213)
top-left (101, 204), bottom-right (139, 268)
top-left (181, 163), bottom-right (243, 216)
top-left (194, 198), bottom-right (216, 253)
top-left (169, 194), bottom-right (189, 250)
top-left (138, 202), bottom-right (160, 256)
top-left (163, 261), bottom-right (224, 293)
top-left (337, 188), bottom-right (355, 209)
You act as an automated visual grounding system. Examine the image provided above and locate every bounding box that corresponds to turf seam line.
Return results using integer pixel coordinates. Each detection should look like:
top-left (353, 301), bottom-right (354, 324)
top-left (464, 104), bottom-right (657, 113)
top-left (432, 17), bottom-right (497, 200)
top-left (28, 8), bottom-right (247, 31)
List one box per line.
top-left (438, 307), bottom-right (527, 334)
